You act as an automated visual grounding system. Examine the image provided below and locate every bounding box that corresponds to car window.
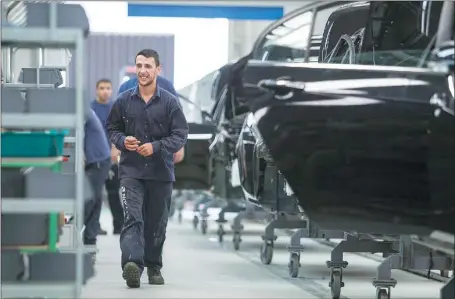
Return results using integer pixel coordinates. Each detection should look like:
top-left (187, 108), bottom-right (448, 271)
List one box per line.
top-left (326, 1), bottom-right (446, 68)
top-left (256, 11), bottom-right (313, 63)
top-left (313, 4), bottom-right (345, 36)
top-left (255, 3), bottom-right (346, 64)
top-left (307, 3), bottom-right (347, 63)
top-left (319, 2), bottom-right (370, 63)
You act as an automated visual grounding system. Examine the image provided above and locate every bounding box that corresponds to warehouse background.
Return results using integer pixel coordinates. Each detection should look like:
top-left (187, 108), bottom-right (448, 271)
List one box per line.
top-left (68, 33), bottom-right (175, 100)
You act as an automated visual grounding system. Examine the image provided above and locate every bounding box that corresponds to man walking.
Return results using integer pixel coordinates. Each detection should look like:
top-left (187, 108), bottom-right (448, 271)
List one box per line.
top-left (106, 48), bottom-right (188, 288)
top-left (117, 67), bottom-right (185, 165)
top-left (84, 109), bottom-right (112, 246)
top-left (91, 78), bottom-right (124, 235)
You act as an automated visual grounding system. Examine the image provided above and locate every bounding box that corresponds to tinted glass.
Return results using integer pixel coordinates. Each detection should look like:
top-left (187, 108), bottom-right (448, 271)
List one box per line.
top-left (256, 3), bottom-right (346, 63)
top-left (326, 1), bottom-right (446, 68)
top-left (257, 11), bottom-right (313, 62)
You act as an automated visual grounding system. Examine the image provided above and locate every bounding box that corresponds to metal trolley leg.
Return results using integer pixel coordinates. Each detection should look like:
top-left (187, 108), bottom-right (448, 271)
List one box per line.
top-left (216, 214), bottom-right (228, 244)
top-left (372, 236), bottom-right (453, 299)
top-left (287, 228), bottom-right (306, 278)
top-left (231, 211), bottom-right (245, 251)
top-left (200, 209), bottom-right (209, 235)
top-left (326, 234), bottom-right (395, 299)
top-left (288, 221), bottom-right (345, 279)
top-left (260, 214), bottom-right (306, 266)
top-left (192, 212), bottom-right (199, 230)
top-left (260, 219), bottom-right (277, 265)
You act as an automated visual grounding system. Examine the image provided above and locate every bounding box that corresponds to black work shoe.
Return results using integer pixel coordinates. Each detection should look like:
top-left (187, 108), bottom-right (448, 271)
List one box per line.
top-left (122, 262), bottom-right (141, 288)
top-left (98, 228), bottom-right (108, 235)
top-left (147, 268), bottom-right (165, 285)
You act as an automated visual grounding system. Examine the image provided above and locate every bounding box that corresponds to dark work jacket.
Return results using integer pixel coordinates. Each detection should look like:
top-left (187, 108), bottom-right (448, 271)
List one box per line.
top-left (106, 85), bottom-right (188, 181)
top-left (84, 109), bottom-right (111, 165)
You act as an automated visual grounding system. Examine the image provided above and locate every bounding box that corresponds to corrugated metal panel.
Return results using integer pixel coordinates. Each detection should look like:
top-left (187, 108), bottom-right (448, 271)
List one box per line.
top-left (68, 33), bottom-right (175, 101)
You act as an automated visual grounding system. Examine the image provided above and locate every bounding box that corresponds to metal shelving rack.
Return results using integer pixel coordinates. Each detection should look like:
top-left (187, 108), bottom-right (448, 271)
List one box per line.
top-left (1, 4), bottom-right (86, 297)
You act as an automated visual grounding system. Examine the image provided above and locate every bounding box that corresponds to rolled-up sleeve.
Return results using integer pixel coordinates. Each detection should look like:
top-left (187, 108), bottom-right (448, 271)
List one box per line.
top-left (152, 100), bottom-right (188, 154)
top-left (106, 98), bottom-right (126, 151)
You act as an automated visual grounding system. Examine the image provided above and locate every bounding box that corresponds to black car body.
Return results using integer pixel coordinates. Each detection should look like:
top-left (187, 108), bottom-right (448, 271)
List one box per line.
top-left (207, 63), bottom-right (246, 200)
top-left (173, 93), bottom-right (215, 190)
top-left (232, 1), bottom-right (454, 235)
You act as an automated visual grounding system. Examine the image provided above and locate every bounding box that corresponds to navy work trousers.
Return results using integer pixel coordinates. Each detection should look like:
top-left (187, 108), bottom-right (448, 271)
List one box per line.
top-left (105, 164), bottom-right (124, 232)
top-left (120, 178), bottom-right (173, 272)
top-left (84, 158), bottom-right (111, 245)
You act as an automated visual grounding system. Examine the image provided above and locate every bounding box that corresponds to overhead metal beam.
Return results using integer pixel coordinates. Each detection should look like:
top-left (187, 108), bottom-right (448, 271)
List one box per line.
top-left (127, 2), bottom-right (284, 21)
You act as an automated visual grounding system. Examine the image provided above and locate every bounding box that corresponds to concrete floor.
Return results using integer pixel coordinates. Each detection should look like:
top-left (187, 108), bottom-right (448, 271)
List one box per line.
top-left (83, 208), bottom-right (445, 299)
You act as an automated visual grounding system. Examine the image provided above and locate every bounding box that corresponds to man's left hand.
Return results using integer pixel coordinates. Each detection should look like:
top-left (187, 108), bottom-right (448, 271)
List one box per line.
top-left (137, 143), bottom-right (154, 156)
top-left (174, 148), bottom-right (184, 164)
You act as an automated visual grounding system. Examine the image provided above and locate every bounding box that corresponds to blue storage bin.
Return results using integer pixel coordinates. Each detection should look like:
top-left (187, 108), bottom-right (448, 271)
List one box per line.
top-left (1, 130), bottom-right (69, 158)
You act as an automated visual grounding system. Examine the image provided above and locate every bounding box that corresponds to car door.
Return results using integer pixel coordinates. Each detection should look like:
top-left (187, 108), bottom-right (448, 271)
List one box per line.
top-left (173, 96), bottom-right (215, 190)
top-left (174, 69), bottom-right (224, 191)
top-left (236, 1), bottom-right (454, 233)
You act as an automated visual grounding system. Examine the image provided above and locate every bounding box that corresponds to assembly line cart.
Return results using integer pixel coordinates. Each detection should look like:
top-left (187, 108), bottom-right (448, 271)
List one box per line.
top-left (1, 11), bottom-right (87, 298)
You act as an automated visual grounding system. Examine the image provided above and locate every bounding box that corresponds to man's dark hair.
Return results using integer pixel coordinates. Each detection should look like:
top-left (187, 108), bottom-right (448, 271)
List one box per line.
top-left (96, 78), bottom-right (112, 88)
top-left (135, 49), bottom-right (161, 66)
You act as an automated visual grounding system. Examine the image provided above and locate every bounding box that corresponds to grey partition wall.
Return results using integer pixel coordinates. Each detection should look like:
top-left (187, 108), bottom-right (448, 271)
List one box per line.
top-left (68, 33), bottom-right (175, 100)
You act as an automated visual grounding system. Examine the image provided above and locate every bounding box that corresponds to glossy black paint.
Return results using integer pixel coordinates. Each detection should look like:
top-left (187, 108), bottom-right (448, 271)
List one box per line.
top-left (174, 123), bottom-right (215, 190)
top-left (236, 113), bottom-right (300, 214)
top-left (201, 0), bottom-right (455, 235)
top-left (240, 61), bottom-right (454, 235)
top-left (174, 93), bottom-right (215, 190)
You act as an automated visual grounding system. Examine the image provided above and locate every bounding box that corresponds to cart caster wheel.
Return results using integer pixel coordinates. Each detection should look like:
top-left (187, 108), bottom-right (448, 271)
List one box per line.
top-left (233, 232), bottom-right (241, 250)
top-left (376, 288), bottom-right (389, 299)
top-left (201, 219), bottom-right (208, 235)
top-left (260, 242), bottom-right (273, 265)
top-left (329, 268), bottom-right (343, 299)
top-left (192, 216), bottom-right (199, 230)
top-left (217, 225), bottom-right (224, 243)
top-left (178, 212), bottom-right (182, 224)
top-left (288, 253), bottom-right (300, 278)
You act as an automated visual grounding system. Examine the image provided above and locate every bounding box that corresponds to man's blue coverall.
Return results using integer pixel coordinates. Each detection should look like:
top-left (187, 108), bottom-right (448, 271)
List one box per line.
top-left (106, 84), bottom-right (188, 272)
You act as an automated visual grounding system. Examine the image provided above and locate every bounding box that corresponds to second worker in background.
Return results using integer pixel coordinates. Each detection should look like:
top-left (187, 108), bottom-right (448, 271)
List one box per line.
top-left (106, 48), bottom-right (188, 289)
top-left (91, 78), bottom-right (124, 235)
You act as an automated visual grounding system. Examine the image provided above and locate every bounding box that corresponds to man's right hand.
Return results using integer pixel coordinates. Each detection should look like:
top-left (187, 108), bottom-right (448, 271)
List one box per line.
top-left (124, 136), bottom-right (140, 151)
top-left (111, 147), bottom-right (120, 163)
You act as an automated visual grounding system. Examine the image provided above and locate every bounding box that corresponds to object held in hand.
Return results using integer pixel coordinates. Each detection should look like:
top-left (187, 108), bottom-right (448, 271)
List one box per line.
top-left (124, 136), bottom-right (140, 151)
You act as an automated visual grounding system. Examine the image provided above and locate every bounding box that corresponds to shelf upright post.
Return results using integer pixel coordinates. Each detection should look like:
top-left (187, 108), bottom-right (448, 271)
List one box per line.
top-left (1, 14), bottom-right (87, 298)
top-left (74, 25), bottom-right (85, 299)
